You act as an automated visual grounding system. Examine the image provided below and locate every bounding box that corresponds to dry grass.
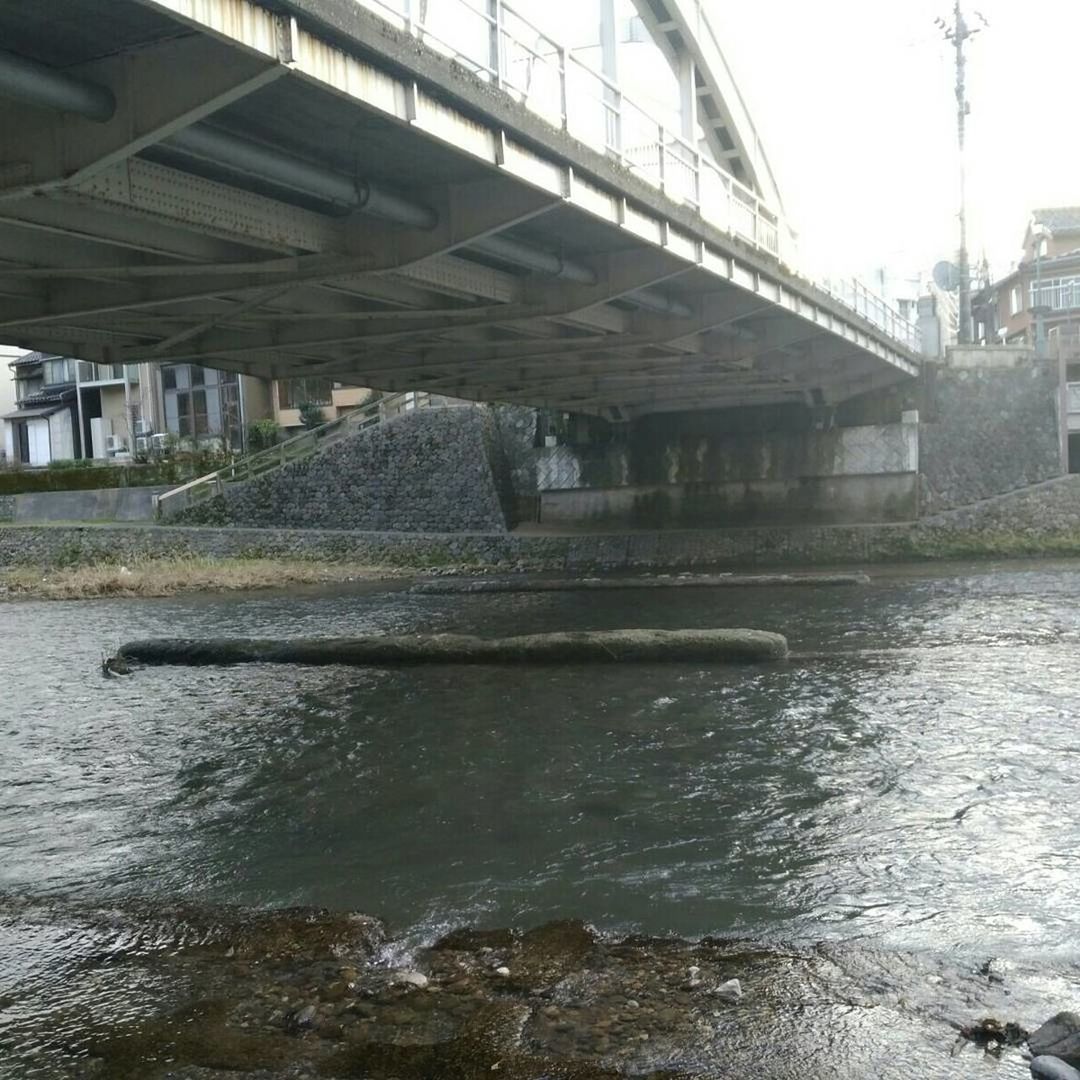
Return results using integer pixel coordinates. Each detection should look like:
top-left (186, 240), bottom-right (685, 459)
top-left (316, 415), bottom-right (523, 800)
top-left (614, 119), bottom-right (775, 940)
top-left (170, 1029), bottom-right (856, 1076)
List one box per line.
top-left (0, 556), bottom-right (402, 600)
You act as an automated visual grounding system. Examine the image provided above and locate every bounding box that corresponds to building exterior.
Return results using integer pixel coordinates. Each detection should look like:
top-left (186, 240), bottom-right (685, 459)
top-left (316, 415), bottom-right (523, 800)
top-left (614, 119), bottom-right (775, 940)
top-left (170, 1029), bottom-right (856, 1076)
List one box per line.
top-left (2, 352), bottom-right (279, 465)
top-left (973, 207), bottom-right (1080, 470)
top-left (973, 208), bottom-right (1080, 347)
top-left (273, 378), bottom-right (374, 431)
top-left (2, 352), bottom-right (81, 465)
top-left (0, 346), bottom-right (20, 462)
top-left (154, 363), bottom-right (273, 451)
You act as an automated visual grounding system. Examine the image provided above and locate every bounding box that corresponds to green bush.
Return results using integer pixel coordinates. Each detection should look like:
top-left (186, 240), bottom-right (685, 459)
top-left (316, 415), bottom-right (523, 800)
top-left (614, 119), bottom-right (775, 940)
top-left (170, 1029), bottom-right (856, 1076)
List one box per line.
top-left (298, 402), bottom-right (326, 430)
top-left (47, 458), bottom-right (94, 470)
top-left (247, 418), bottom-right (281, 452)
top-left (0, 461), bottom-right (190, 495)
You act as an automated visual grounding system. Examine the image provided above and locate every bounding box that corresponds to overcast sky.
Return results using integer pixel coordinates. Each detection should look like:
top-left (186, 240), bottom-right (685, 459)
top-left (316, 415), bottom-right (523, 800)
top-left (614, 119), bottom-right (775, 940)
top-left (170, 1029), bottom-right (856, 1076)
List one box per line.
top-left (708, 0), bottom-right (1080, 287)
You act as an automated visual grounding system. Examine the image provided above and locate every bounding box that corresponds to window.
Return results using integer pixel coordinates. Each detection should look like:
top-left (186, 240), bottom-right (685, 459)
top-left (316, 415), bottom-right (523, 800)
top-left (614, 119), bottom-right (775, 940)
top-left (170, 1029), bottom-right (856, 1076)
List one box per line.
top-left (15, 377), bottom-right (43, 402)
top-left (1010, 286), bottom-right (1022, 316)
top-left (278, 377), bottom-right (333, 409)
top-left (162, 366), bottom-right (242, 445)
top-left (43, 358), bottom-right (74, 385)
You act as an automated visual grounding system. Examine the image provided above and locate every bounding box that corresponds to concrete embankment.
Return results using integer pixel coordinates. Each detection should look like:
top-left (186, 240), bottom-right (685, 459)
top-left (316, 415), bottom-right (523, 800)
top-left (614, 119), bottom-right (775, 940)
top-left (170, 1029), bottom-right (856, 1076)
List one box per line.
top-left (118, 628), bottom-right (790, 667)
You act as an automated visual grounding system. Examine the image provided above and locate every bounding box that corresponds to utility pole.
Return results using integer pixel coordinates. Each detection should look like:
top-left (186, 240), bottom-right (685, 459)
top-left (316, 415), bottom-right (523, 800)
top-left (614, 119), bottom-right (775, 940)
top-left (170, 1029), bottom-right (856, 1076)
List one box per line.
top-left (938, 3), bottom-right (987, 345)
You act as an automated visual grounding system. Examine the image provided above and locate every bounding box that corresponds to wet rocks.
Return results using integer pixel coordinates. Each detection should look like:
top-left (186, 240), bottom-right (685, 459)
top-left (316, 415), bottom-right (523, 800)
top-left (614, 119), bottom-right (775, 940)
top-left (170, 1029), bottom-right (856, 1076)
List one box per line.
top-left (391, 970), bottom-right (430, 989)
top-left (712, 978), bottom-right (743, 1003)
top-left (1030, 1013), bottom-right (1080, 1067)
top-left (1032, 1057), bottom-right (1080, 1080)
top-left (285, 1004), bottom-right (317, 1032)
top-left (957, 1017), bottom-right (1028, 1054)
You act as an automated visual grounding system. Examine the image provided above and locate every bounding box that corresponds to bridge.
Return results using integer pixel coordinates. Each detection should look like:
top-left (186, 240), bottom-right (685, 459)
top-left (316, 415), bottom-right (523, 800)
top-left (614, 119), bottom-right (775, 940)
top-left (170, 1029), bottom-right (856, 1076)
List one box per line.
top-left (0, 0), bottom-right (921, 419)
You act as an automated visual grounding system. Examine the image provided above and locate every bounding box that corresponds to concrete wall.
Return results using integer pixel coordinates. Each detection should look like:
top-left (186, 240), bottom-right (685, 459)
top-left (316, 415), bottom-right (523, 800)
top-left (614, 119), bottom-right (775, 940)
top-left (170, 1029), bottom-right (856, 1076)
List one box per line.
top-left (100, 385), bottom-right (129, 449)
top-left (241, 375), bottom-right (274, 427)
top-left (918, 346), bottom-right (1063, 513)
top-left (4, 486), bottom-right (169, 523)
top-left (180, 405), bottom-right (509, 532)
top-left (541, 472), bottom-right (918, 528)
top-left (531, 411), bottom-right (919, 528)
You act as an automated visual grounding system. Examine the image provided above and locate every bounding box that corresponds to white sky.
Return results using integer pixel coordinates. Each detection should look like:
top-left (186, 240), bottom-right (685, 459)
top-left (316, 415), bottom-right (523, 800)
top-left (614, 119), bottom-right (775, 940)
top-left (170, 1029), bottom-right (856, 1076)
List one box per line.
top-left (709, 0), bottom-right (1080, 285)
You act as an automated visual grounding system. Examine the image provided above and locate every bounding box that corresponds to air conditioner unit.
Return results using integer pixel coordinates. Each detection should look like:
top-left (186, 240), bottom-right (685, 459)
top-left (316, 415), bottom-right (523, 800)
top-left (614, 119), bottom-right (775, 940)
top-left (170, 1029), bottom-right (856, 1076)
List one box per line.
top-left (134, 419), bottom-right (152, 436)
top-left (135, 436), bottom-right (150, 453)
top-left (106, 434), bottom-right (123, 453)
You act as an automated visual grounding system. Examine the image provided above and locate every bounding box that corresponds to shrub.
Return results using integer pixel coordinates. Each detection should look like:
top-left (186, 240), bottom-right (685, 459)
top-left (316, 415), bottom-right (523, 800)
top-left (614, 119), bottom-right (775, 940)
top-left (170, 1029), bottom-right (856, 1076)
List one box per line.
top-left (47, 458), bottom-right (94, 470)
top-left (298, 402), bottom-right (326, 430)
top-left (247, 418), bottom-right (281, 452)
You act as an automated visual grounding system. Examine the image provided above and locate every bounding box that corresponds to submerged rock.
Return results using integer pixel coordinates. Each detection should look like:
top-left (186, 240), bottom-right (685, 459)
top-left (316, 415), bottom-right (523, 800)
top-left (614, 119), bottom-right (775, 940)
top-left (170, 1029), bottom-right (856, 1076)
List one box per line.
top-left (393, 970), bottom-right (430, 989)
top-left (1030, 1013), bottom-right (1080, 1067)
top-left (712, 978), bottom-right (743, 1003)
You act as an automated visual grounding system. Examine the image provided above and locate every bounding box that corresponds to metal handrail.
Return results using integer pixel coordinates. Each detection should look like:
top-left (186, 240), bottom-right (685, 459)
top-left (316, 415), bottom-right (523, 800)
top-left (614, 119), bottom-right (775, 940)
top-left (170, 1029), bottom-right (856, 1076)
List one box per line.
top-left (153, 391), bottom-right (426, 518)
top-left (345, 0), bottom-right (919, 351)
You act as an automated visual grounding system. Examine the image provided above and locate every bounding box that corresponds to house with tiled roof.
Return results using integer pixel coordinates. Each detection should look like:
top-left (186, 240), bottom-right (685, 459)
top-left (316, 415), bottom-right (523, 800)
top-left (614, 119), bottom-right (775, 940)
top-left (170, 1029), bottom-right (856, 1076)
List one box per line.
top-left (1, 352), bottom-right (81, 465)
top-left (972, 207), bottom-right (1080, 468)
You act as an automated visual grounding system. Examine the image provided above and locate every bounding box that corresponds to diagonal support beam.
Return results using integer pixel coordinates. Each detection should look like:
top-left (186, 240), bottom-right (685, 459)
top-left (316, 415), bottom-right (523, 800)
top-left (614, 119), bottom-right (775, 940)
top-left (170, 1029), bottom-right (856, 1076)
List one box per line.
top-left (137, 247), bottom-right (689, 365)
top-left (0, 174), bottom-right (562, 330)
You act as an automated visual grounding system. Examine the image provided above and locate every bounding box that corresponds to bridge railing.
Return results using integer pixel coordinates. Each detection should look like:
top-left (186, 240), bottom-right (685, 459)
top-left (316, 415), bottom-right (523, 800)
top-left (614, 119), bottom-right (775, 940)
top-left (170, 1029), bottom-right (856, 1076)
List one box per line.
top-left (345, 0), bottom-right (919, 352)
top-left (819, 279), bottom-right (922, 353)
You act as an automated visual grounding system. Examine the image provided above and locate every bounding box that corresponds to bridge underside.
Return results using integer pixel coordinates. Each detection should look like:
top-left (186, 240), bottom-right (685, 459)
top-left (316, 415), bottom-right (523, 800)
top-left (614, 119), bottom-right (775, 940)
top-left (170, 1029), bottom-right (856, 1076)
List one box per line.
top-left (0, 0), bottom-right (918, 418)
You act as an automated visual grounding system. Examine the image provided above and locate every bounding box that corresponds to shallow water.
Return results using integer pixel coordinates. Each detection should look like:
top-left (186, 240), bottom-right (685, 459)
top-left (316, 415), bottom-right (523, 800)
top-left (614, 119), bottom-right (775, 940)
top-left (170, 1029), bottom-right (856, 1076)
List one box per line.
top-left (2, 562), bottom-right (1080, 1076)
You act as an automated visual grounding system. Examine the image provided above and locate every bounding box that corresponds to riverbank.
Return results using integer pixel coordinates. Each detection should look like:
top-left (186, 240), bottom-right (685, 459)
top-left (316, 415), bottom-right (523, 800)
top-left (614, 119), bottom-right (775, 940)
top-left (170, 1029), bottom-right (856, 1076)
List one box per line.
top-left (3, 513), bottom-right (1080, 590)
top-left (0, 556), bottom-right (403, 600)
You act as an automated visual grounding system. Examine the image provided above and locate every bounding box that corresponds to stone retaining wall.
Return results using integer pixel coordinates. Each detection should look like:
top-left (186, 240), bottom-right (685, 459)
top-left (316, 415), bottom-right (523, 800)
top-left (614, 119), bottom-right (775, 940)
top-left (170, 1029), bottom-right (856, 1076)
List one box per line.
top-left (179, 406), bottom-right (508, 533)
top-left (918, 348), bottom-right (1063, 512)
top-left (1, 475), bottom-right (1078, 573)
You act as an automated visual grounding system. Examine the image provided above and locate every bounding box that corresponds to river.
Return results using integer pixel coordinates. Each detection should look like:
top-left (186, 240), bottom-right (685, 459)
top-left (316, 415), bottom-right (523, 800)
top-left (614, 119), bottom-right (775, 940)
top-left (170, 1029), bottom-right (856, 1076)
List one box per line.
top-left (2, 562), bottom-right (1079, 1077)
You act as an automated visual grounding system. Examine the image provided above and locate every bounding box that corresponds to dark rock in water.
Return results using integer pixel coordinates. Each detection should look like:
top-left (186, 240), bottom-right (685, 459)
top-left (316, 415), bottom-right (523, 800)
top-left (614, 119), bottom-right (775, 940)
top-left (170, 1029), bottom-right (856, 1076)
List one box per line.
top-left (286, 1003), bottom-right (317, 1032)
top-left (434, 927), bottom-right (516, 952)
top-left (1030, 1013), bottom-right (1080, 1066)
top-left (1031, 1056), bottom-right (1080, 1080)
top-left (957, 1017), bottom-right (1028, 1054)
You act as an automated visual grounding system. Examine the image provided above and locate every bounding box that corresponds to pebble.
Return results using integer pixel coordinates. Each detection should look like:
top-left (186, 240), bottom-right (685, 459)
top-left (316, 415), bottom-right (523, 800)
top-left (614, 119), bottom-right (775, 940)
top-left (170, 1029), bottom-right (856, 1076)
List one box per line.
top-left (712, 978), bottom-right (743, 1003)
top-left (495, 966), bottom-right (511, 977)
top-left (1031, 1057), bottom-right (1080, 1080)
top-left (392, 970), bottom-right (429, 989)
top-left (288, 1004), bottom-right (317, 1031)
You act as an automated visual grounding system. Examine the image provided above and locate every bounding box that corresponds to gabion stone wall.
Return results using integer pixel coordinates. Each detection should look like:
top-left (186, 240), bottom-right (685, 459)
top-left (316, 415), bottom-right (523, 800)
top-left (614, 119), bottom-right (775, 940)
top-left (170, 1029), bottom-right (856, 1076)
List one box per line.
top-left (183, 406), bottom-right (510, 532)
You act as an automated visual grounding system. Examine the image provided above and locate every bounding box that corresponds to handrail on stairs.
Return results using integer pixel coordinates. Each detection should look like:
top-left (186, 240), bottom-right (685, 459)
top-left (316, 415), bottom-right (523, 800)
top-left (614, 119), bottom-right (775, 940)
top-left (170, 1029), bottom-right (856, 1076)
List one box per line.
top-left (153, 391), bottom-right (430, 519)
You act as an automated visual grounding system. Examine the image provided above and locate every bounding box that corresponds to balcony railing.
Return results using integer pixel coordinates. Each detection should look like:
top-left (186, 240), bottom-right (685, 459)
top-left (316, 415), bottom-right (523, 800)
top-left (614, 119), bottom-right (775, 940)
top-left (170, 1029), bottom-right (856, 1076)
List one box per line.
top-left (1030, 278), bottom-right (1080, 313)
top-left (345, 0), bottom-right (919, 353)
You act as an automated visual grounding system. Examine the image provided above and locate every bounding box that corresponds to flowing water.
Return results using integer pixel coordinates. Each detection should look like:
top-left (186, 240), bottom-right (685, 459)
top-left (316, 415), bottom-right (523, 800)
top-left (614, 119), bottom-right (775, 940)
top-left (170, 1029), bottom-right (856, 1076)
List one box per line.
top-left (1, 562), bottom-right (1079, 1077)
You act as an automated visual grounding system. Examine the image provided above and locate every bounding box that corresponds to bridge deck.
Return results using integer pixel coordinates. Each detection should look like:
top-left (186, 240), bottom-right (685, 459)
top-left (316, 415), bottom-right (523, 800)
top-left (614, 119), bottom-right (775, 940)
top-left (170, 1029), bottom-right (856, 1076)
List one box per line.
top-left (0, 0), bottom-right (919, 416)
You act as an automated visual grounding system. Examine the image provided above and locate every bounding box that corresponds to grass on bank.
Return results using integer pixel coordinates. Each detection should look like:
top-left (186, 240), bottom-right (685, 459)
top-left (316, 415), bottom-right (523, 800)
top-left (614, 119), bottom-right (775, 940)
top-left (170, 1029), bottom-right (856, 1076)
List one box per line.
top-left (0, 556), bottom-right (403, 600)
